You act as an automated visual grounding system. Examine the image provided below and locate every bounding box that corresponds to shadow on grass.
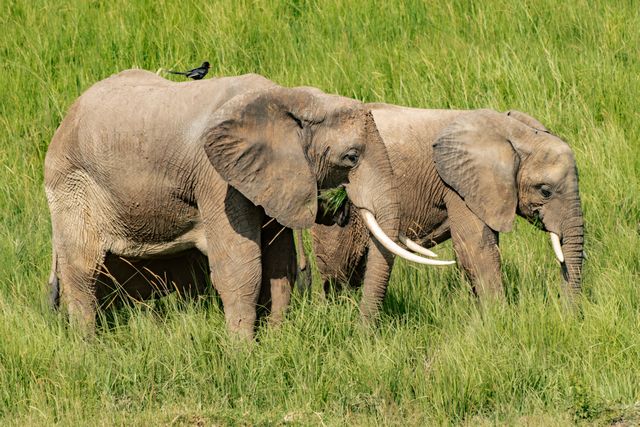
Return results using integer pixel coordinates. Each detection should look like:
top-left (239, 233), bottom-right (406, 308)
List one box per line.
top-left (95, 285), bottom-right (222, 333)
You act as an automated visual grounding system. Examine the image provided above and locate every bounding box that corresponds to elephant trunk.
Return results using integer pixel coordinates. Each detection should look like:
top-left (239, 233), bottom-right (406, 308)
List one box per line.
top-left (345, 112), bottom-right (453, 319)
top-left (346, 113), bottom-right (401, 320)
top-left (355, 196), bottom-right (399, 320)
top-left (560, 198), bottom-right (584, 298)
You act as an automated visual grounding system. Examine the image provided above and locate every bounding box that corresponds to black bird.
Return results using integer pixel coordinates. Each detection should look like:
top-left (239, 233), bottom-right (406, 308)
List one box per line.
top-left (166, 61), bottom-right (210, 80)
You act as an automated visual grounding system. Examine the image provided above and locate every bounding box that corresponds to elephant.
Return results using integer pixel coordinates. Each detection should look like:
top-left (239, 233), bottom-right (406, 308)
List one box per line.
top-left (44, 70), bottom-right (449, 339)
top-left (310, 105), bottom-right (584, 308)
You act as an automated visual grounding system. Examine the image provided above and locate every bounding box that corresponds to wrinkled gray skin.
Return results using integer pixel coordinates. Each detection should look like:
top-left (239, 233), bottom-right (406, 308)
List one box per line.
top-left (311, 105), bottom-right (584, 305)
top-left (45, 70), bottom-right (400, 339)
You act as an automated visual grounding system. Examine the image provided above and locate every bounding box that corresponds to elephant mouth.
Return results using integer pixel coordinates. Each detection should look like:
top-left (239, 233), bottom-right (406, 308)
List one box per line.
top-left (530, 215), bottom-right (545, 231)
top-left (333, 201), bottom-right (351, 226)
top-left (316, 186), bottom-right (350, 226)
top-left (521, 211), bottom-right (565, 264)
top-left (521, 209), bottom-right (547, 232)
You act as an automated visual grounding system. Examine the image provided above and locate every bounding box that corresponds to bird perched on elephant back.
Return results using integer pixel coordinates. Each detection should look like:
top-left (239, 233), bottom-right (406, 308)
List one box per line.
top-left (310, 105), bottom-right (584, 309)
top-left (45, 70), bottom-right (450, 340)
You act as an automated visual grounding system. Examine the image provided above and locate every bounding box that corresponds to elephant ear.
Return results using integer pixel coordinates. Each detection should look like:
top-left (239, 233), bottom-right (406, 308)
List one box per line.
top-left (433, 109), bottom-right (521, 232)
top-left (202, 88), bottom-right (320, 229)
top-left (506, 110), bottom-right (549, 132)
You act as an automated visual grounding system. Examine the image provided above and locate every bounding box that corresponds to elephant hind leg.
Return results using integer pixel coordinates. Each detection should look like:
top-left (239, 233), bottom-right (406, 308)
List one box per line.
top-left (52, 218), bottom-right (106, 336)
top-left (48, 249), bottom-right (60, 310)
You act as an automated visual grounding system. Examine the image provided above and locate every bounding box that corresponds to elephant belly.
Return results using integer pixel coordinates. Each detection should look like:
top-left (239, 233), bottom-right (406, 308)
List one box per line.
top-left (106, 218), bottom-right (209, 258)
top-left (404, 215), bottom-right (451, 248)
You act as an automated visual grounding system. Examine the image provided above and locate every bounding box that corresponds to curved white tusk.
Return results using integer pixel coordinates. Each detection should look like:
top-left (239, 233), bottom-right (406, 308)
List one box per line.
top-left (399, 233), bottom-right (439, 257)
top-left (550, 232), bottom-right (565, 263)
top-left (361, 210), bottom-right (455, 266)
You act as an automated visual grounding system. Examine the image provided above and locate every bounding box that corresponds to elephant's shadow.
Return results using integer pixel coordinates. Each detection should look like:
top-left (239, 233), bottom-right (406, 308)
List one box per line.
top-left (378, 261), bottom-right (534, 322)
top-left (93, 250), bottom-right (222, 331)
top-left (377, 266), bottom-right (472, 324)
top-left (501, 260), bottom-right (575, 304)
top-left (501, 261), bottom-right (523, 304)
top-left (96, 289), bottom-right (222, 332)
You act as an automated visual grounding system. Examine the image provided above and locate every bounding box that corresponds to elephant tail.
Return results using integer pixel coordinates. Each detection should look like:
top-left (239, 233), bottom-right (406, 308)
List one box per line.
top-left (48, 249), bottom-right (60, 310)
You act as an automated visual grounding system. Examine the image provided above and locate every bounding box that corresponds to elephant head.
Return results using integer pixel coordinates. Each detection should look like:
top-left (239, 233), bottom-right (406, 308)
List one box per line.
top-left (433, 109), bottom-right (584, 297)
top-left (201, 86), bottom-right (447, 308)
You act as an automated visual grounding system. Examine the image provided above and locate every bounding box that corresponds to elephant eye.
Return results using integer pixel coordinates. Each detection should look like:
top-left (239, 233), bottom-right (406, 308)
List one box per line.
top-left (341, 149), bottom-right (360, 166)
top-left (537, 184), bottom-right (553, 199)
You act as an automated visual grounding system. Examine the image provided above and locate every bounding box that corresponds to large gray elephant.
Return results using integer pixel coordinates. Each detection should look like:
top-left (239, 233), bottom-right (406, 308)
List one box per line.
top-left (44, 70), bottom-right (448, 339)
top-left (311, 105), bottom-right (584, 308)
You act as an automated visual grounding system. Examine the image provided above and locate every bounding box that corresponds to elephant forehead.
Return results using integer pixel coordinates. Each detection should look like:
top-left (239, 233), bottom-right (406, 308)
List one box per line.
top-left (526, 153), bottom-right (575, 182)
top-left (318, 123), bottom-right (362, 143)
top-left (316, 92), bottom-right (362, 111)
top-left (310, 126), bottom-right (365, 162)
top-left (527, 142), bottom-right (575, 169)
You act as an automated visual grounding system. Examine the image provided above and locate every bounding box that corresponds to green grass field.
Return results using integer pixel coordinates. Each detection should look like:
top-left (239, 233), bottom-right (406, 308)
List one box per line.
top-left (1, 0), bottom-right (639, 424)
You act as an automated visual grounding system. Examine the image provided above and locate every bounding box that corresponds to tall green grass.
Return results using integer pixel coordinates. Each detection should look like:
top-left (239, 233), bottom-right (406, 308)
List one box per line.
top-left (1, 0), bottom-right (639, 424)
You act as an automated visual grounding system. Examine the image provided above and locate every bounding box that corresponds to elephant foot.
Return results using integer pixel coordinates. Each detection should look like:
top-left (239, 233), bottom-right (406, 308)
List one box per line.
top-left (65, 294), bottom-right (98, 339)
top-left (473, 280), bottom-right (506, 303)
top-left (225, 312), bottom-right (257, 341)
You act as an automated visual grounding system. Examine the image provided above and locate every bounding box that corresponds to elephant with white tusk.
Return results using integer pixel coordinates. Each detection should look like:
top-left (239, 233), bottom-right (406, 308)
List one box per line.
top-left (45, 70), bottom-right (452, 339)
top-left (310, 105), bottom-right (584, 304)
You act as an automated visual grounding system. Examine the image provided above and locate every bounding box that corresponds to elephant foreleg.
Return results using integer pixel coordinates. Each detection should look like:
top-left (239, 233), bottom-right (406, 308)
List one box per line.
top-left (206, 237), bottom-right (262, 340)
top-left (445, 192), bottom-right (504, 300)
top-left (201, 189), bottom-right (263, 340)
